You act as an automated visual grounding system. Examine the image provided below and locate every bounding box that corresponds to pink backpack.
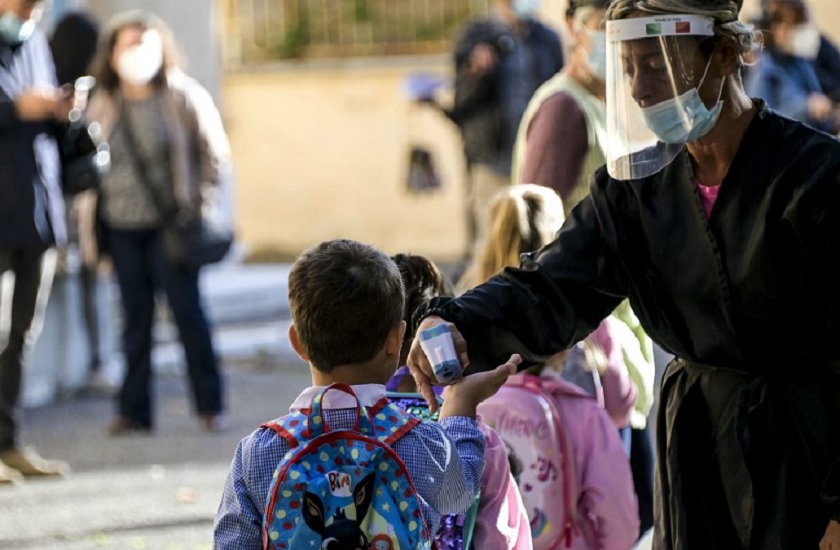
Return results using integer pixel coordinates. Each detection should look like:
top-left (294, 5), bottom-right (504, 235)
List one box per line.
top-left (477, 373), bottom-right (578, 550)
top-left (480, 373), bottom-right (640, 550)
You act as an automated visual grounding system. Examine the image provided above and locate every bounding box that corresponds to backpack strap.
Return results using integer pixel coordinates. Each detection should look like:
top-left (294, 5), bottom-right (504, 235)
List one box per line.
top-left (309, 383), bottom-right (373, 436)
top-left (385, 414), bottom-right (420, 446)
top-left (260, 420), bottom-right (299, 448)
top-left (368, 399), bottom-right (422, 446)
top-left (507, 373), bottom-right (581, 546)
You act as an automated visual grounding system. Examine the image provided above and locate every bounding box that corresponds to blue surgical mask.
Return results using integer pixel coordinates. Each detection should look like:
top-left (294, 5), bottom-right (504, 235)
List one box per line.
top-left (512, 0), bottom-right (541, 18)
top-left (641, 56), bottom-right (725, 144)
top-left (0, 12), bottom-right (35, 46)
top-left (586, 30), bottom-right (608, 82)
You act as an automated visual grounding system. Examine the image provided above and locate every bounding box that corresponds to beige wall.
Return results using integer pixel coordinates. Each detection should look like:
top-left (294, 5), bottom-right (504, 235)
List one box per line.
top-left (223, 59), bottom-right (470, 261)
top-left (224, 0), bottom-right (840, 261)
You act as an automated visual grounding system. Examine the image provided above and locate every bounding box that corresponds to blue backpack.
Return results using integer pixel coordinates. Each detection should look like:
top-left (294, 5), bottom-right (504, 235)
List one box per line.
top-left (261, 384), bottom-right (433, 550)
top-left (387, 392), bottom-right (480, 550)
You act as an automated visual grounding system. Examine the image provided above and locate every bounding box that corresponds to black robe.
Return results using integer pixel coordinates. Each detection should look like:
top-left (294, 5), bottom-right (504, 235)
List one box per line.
top-left (416, 102), bottom-right (840, 549)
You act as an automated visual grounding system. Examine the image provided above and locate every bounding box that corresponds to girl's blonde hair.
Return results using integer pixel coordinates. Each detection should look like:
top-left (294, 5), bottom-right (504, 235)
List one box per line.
top-left (460, 184), bottom-right (565, 290)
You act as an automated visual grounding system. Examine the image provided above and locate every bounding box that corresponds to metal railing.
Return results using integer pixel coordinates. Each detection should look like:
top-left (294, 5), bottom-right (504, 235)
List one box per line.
top-left (222, 0), bottom-right (493, 65)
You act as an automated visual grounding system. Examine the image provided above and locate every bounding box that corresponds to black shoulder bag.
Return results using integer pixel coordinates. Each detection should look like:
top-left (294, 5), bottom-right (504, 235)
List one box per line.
top-left (59, 77), bottom-right (111, 195)
top-left (119, 102), bottom-right (233, 270)
top-left (59, 115), bottom-right (111, 195)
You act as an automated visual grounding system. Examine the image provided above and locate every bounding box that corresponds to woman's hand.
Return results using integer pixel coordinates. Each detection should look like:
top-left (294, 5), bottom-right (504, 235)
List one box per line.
top-left (820, 519), bottom-right (840, 550)
top-left (407, 316), bottom-right (469, 413)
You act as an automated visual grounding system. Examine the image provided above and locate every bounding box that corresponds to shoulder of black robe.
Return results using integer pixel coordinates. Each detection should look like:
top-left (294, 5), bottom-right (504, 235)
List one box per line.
top-left (579, 103), bottom-right (840, 369)
top-left (415, 176), bottom-right (627, 373)
top-left (414, 101), bottom-right (840, 374)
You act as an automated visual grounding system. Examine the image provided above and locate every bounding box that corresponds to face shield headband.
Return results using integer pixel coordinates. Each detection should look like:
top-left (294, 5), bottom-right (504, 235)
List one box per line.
top-left (605, 14), bottom-right (720, 180)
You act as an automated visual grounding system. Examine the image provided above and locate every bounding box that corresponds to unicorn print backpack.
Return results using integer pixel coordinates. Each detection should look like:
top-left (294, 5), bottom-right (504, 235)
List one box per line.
top-left (261, 384), bottom-right (433, 550)
top-left (477, 373), bottom-right (578, 550)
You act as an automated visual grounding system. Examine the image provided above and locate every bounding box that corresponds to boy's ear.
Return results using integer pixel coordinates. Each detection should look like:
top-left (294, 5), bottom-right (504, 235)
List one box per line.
top-left (288, 324), bottom-right (310, 362)
top-left (385, 321), bottom-right (407, 358)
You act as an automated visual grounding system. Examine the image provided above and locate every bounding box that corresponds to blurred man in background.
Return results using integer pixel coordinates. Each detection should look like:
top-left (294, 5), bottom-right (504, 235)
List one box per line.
top-left (431, 0), bottom-right (564, 259)
top-left (0, 0), bottom-right (71, 483)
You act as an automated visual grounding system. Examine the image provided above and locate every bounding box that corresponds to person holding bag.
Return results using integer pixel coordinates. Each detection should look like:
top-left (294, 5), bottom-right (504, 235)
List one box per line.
top-left (80, 10), bottom-right (231, 434)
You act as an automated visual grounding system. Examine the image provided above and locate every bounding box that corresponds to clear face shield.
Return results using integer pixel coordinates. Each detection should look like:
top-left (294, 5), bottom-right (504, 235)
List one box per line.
top-left (605, 15), bottom-right (723, 180)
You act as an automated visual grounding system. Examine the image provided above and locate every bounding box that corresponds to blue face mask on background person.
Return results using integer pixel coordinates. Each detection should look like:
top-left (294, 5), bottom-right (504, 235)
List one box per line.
top-left (512, 0), bottom-right (541, 18)
top-left (0, 12), bottom-right (35, 46)
top-left (586, 30), bottom-right (608, 82)
top-left (641, 55), bottom-right (725, 144)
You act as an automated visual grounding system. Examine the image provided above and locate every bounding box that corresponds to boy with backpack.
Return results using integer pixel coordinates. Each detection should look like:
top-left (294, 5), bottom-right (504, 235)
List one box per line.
top-left (213, 239), bottom-right (520, 550)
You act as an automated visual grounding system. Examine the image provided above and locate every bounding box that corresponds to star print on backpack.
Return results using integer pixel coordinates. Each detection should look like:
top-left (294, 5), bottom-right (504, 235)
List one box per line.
top-left (261, 384), bottom-right (433, 550)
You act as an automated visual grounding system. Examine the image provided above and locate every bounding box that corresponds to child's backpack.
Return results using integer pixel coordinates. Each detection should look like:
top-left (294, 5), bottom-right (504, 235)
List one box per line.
top-left (261, 384), bottom-right (433, 550)
top-left (477, 373), bottom-right (579, 550)
top-left (387, 391), bottom-right (480, 550)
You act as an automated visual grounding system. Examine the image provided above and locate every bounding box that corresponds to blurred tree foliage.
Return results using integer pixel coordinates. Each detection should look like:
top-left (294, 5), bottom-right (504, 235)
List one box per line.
top-left (270, 0), bottom-right (485, 59)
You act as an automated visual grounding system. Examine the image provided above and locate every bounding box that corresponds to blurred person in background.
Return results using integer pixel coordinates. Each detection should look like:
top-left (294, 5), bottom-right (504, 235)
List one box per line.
top-left (0, 0), bottom-right (71, 483)
top-left (427, 0), bottom-right (564, 260)
top-left (511, 0), bottom-right (657, 536)
top-left (512, 0), bottom-right (609, 214)
top-left (812, 20), bottom-right (840, 103)
top-left (81, 11), bottom-right (230, 435)
top-left (745, 0), bottom-right (838, 133)
top-left (49, 11), bottom-right (112, 394)
top-left (758, 0), bottom-right (840, 102)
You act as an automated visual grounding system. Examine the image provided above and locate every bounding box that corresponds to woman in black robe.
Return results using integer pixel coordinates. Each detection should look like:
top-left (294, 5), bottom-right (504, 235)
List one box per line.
top-left (406, 0), bottom-right (840, 548)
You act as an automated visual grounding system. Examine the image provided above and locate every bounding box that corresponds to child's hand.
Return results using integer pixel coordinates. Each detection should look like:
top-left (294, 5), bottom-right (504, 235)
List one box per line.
top-left (439, 355), bottom-right (521, 420)
top-left (408, 316), bottom-right (469, 412)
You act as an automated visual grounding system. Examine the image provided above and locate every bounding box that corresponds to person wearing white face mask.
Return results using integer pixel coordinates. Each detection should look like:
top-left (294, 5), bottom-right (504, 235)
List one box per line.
top-left (511, 2), bottom-right (657, 539)
top-left (0, 0), bottom-right (73, 484)
top-left (406, 0), bottom-right (840, 547)
top-left (750, 0), bottom-right (840, 104)
top-left (77, 11), bottom-right (232, 436)
top-left (745, 0), bottom-right (838, 133)
top-left (512, 0), bottom-right (610, 214)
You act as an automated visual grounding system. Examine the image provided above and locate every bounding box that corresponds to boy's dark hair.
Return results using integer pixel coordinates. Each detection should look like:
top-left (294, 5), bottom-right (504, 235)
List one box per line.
top-left (391, 254), bottom-right (452, 365)
top-left (289, 240), bottom-right (405, 372)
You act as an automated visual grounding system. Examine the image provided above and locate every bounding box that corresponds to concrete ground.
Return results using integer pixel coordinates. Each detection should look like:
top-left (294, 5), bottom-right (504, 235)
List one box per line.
top-left (2, 262), bottom-right (304, 550)
top-left (0, 352), bottom-right (311, 550)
